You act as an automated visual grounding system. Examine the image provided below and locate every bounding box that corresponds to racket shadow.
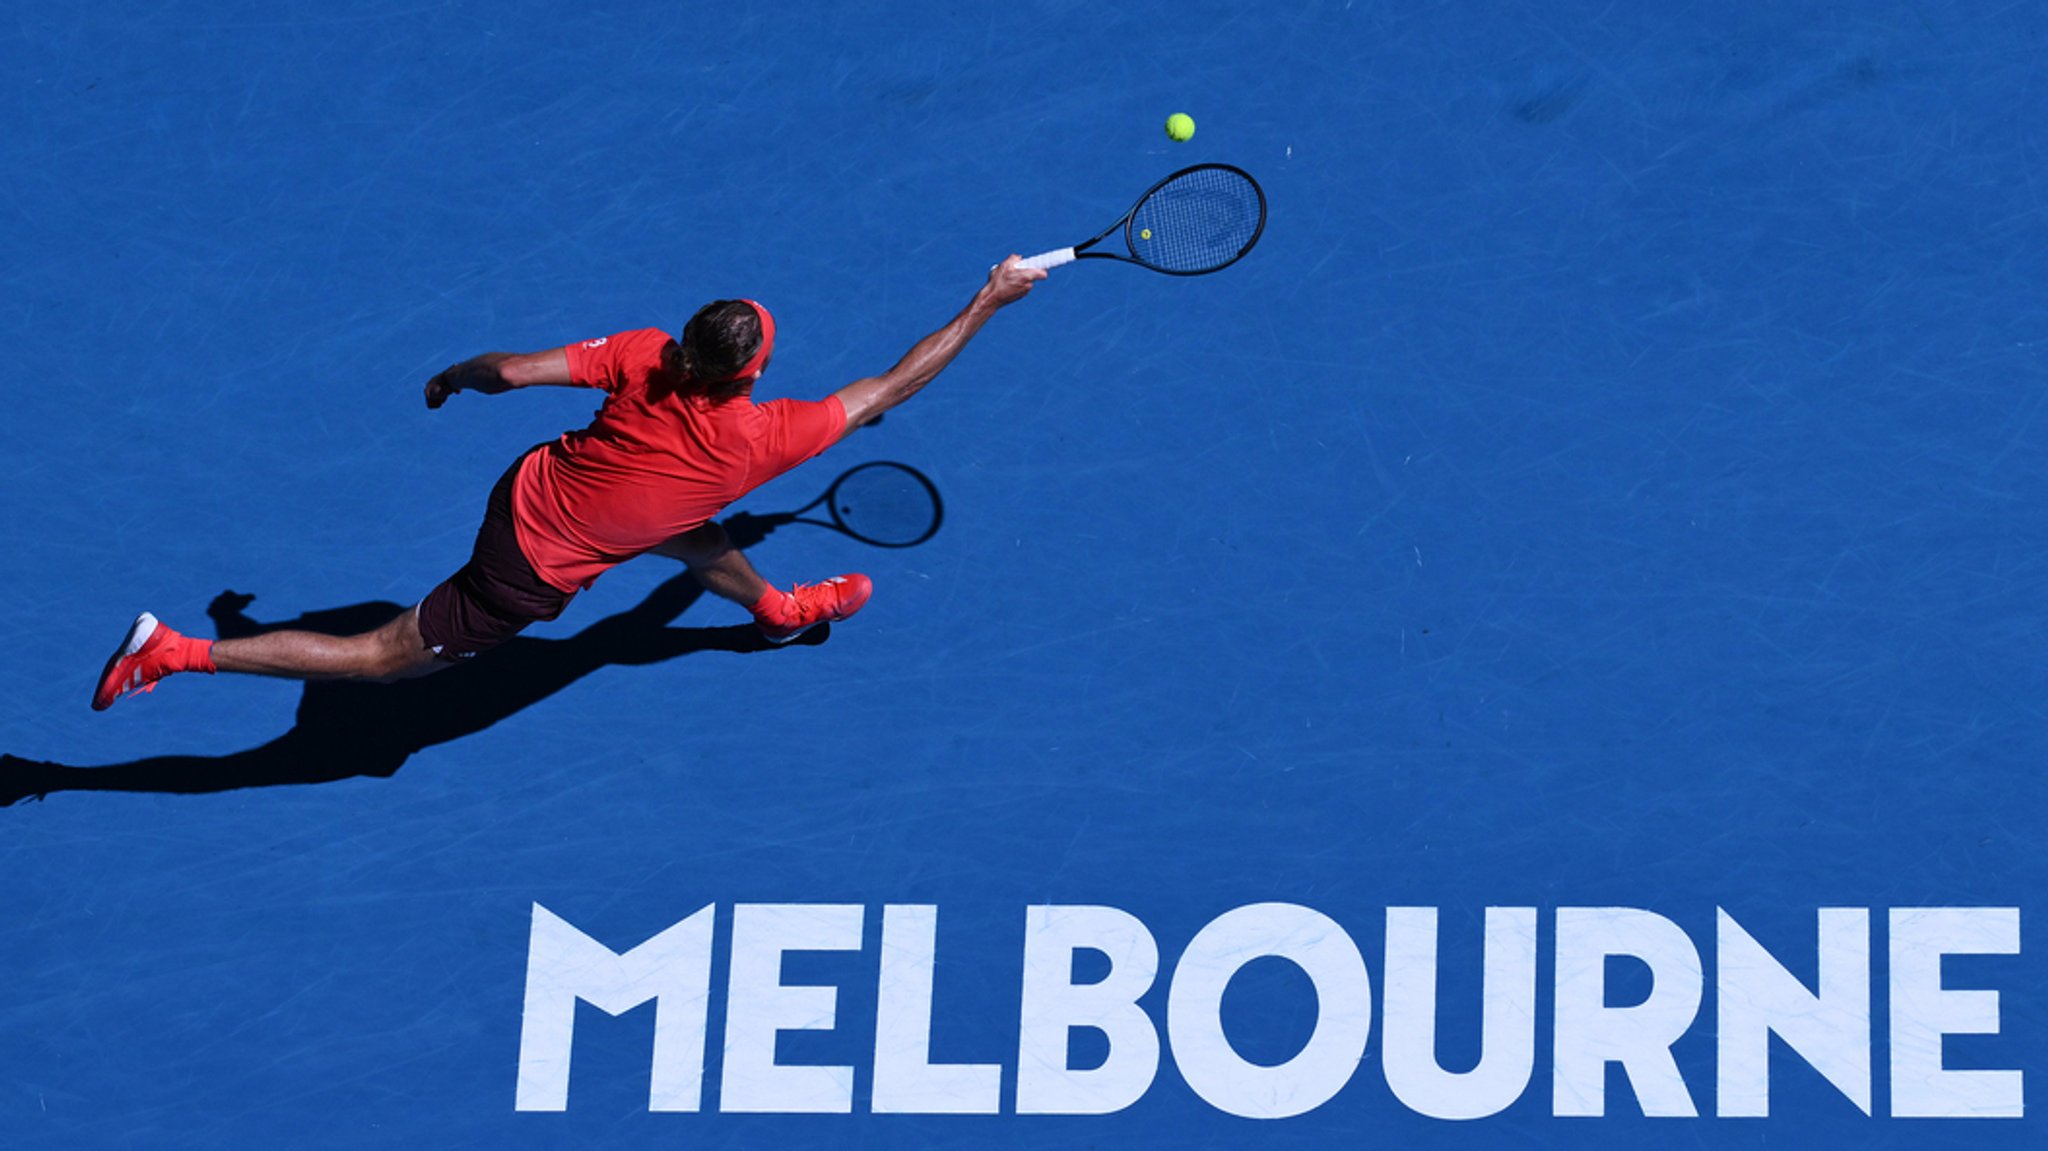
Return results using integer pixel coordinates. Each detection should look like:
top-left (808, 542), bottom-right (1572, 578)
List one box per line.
top-left (722, 460), bottom-right (943, 550)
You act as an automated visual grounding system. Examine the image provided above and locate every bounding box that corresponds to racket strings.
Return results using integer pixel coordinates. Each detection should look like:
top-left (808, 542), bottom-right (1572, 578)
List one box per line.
top-left (1127, 167), bottom-right (1264, 274)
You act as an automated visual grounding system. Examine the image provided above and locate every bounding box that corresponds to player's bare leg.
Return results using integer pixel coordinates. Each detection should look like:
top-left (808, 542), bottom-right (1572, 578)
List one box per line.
top-left (651, 521), bottom-right (770, 604)
top-left (211, 606), bottom-right (443, 682)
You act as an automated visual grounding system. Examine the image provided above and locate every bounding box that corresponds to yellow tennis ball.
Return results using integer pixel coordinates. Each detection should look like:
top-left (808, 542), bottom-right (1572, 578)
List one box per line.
top-left (1165, 112), bottom-right (1195, 142)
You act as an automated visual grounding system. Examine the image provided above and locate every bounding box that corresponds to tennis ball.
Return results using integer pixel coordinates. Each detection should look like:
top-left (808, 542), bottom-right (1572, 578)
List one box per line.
top-left (1165, 112), bottom-right (1195, 142)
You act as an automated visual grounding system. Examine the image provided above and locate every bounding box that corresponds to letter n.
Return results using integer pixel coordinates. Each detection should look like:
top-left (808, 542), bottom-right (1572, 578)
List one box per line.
top-left (1716, 908), bottom-right (1871, 1116)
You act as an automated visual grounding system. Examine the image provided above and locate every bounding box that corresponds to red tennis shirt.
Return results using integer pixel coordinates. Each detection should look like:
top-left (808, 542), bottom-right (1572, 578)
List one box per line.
top-left (510, 328), bottom-right (846, 592)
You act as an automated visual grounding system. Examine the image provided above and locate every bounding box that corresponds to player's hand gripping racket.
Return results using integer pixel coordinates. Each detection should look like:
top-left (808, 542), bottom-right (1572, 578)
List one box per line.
top-left (724, 462), bottom-right (944, 550)
top-left (1020, 163), bottom-right (1266, 275)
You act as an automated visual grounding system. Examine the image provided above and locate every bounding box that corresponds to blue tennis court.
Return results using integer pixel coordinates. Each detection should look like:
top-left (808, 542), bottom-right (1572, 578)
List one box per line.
top-left (3, 1), bottom-right (2042, 1146)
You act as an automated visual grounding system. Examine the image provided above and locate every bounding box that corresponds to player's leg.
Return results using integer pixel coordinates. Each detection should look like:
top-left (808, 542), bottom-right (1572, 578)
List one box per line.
top-left (652, 520), bottom-right (872, 643)
top-left (91, 605), bottom-right (442, 710)
top-left (211, 606), bottom-right (440, 682)
top-left (649, 521), bottom-right (771, 603)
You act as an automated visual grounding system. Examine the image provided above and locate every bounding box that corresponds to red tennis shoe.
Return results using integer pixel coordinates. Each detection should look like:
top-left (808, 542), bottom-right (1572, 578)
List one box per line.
top-left (754, 574), bottom-right (873, 644)
top-left (91, 612), bottom-right (192, 711)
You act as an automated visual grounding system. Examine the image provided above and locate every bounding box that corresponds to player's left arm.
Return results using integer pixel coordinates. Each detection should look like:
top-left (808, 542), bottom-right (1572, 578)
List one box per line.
top-left (423, 348), bottom-right (573, 409)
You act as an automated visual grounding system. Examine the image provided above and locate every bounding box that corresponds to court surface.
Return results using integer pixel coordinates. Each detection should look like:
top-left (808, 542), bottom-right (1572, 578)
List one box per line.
top-left (2, 1), bottom-right (2043, 1147)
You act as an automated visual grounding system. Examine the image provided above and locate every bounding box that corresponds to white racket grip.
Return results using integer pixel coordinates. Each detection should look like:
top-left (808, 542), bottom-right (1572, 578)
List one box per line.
top-left (1018, 248), bottom-right (1076, 272)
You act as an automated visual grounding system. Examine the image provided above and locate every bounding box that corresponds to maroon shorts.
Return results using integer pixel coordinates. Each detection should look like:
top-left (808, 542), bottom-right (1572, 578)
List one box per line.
top-left (417, 451), bottom-right (574, 661)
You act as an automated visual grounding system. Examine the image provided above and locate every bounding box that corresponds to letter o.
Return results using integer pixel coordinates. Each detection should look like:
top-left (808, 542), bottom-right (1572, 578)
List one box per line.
top-left (1166, 903), bottom-right (1372, 1118)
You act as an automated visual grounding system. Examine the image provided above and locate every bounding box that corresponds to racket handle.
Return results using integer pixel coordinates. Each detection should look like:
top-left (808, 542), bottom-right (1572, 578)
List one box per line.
top-left (1018, 248), bottom-right (1076, 271)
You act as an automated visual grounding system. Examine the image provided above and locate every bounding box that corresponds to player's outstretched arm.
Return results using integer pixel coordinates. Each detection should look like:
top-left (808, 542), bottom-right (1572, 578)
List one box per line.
top-left (832, 256), bottom-right (1045, 438)
top-left (424, 348), bottom-right (573, 409)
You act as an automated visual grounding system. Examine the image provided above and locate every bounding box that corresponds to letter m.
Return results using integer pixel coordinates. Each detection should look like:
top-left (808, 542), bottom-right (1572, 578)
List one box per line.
top-left (515, 902), bottom-right (715, 1112)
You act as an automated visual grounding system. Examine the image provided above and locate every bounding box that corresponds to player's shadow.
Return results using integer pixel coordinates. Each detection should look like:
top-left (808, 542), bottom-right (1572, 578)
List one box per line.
top-left (2, 463), bottom-right (940, 807)
top-left (0, 576), bottom-right (810, 805)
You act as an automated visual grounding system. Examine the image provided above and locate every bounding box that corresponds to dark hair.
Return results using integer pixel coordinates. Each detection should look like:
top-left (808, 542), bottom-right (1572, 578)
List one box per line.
top-left (664, 299), bottom-right (763, 401)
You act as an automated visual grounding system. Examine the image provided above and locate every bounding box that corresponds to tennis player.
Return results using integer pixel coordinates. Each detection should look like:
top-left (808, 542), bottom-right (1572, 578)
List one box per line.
top-left (91, 257), bottom-right (1047, 710)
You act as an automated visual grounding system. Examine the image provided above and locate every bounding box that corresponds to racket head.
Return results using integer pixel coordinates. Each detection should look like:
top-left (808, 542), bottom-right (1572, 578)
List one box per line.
top-left (1119, 163), bottom-right (1267, 275)
top-left (822, 462), bottom-right (944, 548)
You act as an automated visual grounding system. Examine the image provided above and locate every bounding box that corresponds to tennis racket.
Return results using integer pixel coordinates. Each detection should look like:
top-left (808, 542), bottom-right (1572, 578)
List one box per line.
top-left (725, 462), bottom-right (944, 549)
top-left (1019, 163), bottom-right (1266, 275)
